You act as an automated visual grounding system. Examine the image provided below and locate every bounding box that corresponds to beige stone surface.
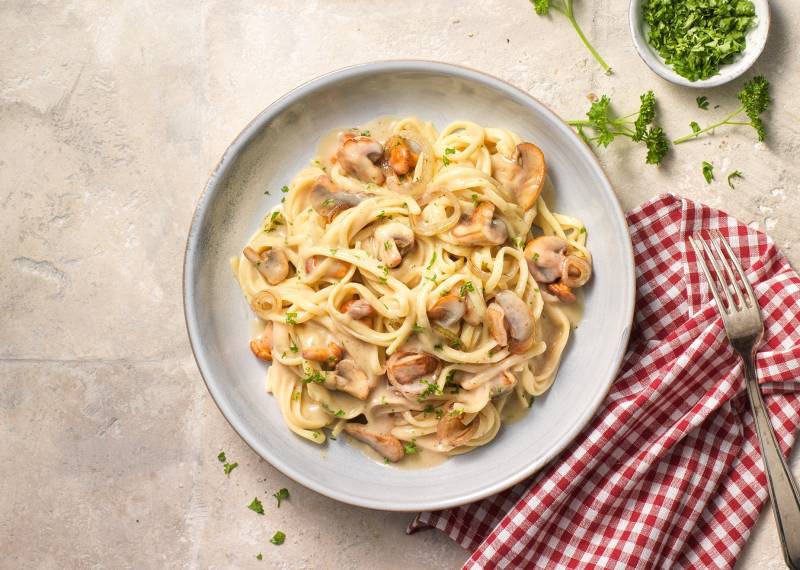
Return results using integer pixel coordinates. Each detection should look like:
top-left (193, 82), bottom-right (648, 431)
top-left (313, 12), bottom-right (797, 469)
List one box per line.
top-left (1, 0), bottom-right (799, 568)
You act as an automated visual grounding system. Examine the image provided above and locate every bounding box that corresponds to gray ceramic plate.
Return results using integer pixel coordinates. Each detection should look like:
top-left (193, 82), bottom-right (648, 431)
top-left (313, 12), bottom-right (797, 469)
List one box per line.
top-left (184, 61), bottom-right (635, 511)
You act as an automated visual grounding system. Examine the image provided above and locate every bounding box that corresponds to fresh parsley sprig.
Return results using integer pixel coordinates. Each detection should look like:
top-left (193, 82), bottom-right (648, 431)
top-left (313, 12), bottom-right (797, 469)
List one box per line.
top-left (531, 0), bottom-right (611, 74)
top-left (568, 91), bottom-right (669, 165)
top-left (674, 76), bottom-right (770, 144)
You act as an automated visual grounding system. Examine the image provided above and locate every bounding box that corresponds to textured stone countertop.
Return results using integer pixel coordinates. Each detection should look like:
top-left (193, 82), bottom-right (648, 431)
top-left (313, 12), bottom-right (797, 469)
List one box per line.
top-left (2, 1), bottom-right (799, 568)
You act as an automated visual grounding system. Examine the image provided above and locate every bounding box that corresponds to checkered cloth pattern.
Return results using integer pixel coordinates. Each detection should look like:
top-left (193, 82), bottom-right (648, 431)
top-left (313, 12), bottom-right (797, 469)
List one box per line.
top-left (408, 194), bottom-right (800, 569)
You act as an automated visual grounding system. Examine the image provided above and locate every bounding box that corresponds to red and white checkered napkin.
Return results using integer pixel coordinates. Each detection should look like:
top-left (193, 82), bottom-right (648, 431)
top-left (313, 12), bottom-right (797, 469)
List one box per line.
top-left (409, 194), bottom-right (800, 569)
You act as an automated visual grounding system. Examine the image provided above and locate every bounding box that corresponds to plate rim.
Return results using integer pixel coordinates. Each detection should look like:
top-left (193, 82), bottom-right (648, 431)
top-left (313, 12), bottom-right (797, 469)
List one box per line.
top-left (183, 59), bottom-right (636, 511)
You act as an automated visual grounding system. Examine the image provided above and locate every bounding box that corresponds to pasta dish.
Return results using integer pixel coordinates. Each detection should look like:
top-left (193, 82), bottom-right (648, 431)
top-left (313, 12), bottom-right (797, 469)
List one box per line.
top-left (232, 117), bottom-right (592, 466)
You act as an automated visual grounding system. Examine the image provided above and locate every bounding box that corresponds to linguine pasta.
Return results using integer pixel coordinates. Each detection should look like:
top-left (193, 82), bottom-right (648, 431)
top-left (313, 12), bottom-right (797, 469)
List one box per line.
top-left (233, 117), bottom-right (592, 466)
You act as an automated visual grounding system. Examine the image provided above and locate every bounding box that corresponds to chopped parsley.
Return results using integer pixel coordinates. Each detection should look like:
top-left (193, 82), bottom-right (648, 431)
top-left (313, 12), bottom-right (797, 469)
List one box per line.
top-left (532, 252), bottom-right (540, 262)
top-left (459, 281), bottom-right (475, 297)
top-left (360, 130), bottom-right (371, 137)
top-left (270, 531), bottom-right (286, 545)
top-left (334, 409), bottom-right (345, 417)
top-left (418, 379), bottom-right (443, 400)
top-left (444, 147), bottom-right (456, 155)
top-left (263, 211), bottom-right (284, 233)
top-left (273, 488), bottom-right (290, 507)
top-left (727, 170), bottom-right (743, 189)
top-left (442, 155), bottom-right (451, 166)
top-left (289, 340), bottom-right (298, 353)
top-left (579, 227), bottom-right (587, 234)
top-left (433, 343), bottom-right (443, 351)
top-left (471, 193), bottom-right (479, 206)
top-left (281, 185), bottom-right (289, 193)
top-left (321, 198), bottom-right (336, 207)
top-left (696, 96), bottom-right (709, 110)
top-left (426, 252), bottom-right (437, 270)
top-left (412, 323), bottom-right (425, 333)
top-left (329, 248), bottom-right (338, 255)
top-left (376, 210), bottom-right (390, 220)
top-left (223, 462), bottom-right (238, 476)
top-left (303, 369), bottom-right (326, 384)
top-left (285, 312), bottom-right (298, 325)
top-left (217, 451), bottom-right (226, 463)
top-left (384, 240), bottom-right (391, 251)
top-left (292, 391), bottom-right (301, 401)
top-left (702, 161), bottom-right (714, 184)
top-left (403, 439), bottom-right (419, 455)
top-left (248, 497), bottom-right (265, 515)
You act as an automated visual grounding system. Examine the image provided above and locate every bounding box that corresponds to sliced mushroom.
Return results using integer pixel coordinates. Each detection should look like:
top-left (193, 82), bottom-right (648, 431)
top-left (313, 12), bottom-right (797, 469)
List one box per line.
top-left (427, 294), bottom-right (465, 327)
top-left (451, 202), bottom-right (508, 246)
top-left (302, 341), bottom-right (343, 368)
top-left (523, 236), bottom-right (568, 283)
top-left (386, 351), bottom-right (440, 385)
top-left (309, 175), bottom-right (364, 221)
top-left (436, 407), bottom-right (479, 449)
top-left (337, 135), bottom-right (386, 184)
top-left (490, 142), bottom-right (546, 211)
top-left (374, 222), bottom-right (415, 268)
top-left (341, 298), bottom-right (375, 323)
top-left (249, 322), bottom-right (274, 361)
top-left (243, 247), bottom-right (290, 285)
top-left (486, 290), bottom-right (534, 354)
top-left (524, 236), bottom-right (592, 289)
top-left (343, 423), bottom-right (404, 462)
top-left (463, 294), bottom-right (482, 326)
top-left (325, 358), bottom-right (371, 400)
top-left (384, 135), bottom-right (419, 176)
top-left (305, 256), bottom-right (350, 279)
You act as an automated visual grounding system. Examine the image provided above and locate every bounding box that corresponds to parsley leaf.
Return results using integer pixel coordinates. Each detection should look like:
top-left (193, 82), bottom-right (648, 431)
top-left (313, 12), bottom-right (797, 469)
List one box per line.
top-left (223, 462), bottom-right (238, 476)
top-left (285, 312), bottom-right (298, 325)
top-left (248, 497), bottom-right (265, 515)
top-left (272, 488), bottom-right (289, 507)
top-left (426, 252), bottom-right (437, 270)
top-left (696, 96), bottom-right (709, 110)
top-left (727, 170), bottom-right (743, 189)
top-left (702, 161), bottom-right (714, 184)
top-left (459, 281), bottom-right (475, 297)
top-left (270, 531), bottom-right (286, 545)
top-left (569, 91), bottom-right (669, 165)
top-left (674, 76), bottom-right (770, 144)
top-left (530, 0), bottom-right (611, 73)
top-left (403, 439), bottom-right (419, 455)
top-left (281, 185), bottom-right (289, 193)
top-left (256, 553), bottom-right (263, 560)
top-left (217, 451), bottom-right (226, 463)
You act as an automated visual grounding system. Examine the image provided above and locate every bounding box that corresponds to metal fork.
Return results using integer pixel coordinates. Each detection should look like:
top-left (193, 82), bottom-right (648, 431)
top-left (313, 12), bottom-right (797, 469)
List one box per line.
top-left (690, 231), bottom-right (800, 570)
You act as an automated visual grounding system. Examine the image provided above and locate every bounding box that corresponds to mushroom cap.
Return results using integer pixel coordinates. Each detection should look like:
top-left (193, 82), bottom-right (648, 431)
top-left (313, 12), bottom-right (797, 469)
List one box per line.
top-left (524, 235), bottom-right (568, 283)
top-left (343, 423), bottom-right (404, 462)
top-left (327, 359), bottom-right (370, 400)
top-left (301, 341), bottom-right (343, 367)
top-left (261, 249), bottom-right (289, 285)
top-left (427, 294), bottom-right (466, 327)
top-left (490, 143), bottom-right (546, 211)
top-left (451, 202), bottom-right (508, 246)
top-left (386, 351), bottom-right (440, 385)
top-left (341, 298), bottom-right (375, 321)
top-left (489, 290), bottom-right (534, 354)
top-left (374, 222), bottom-right (415, 268)
top-left (305, 256), bottom-right (349, 280)
top-left (309, 175), bottom-right (363, 221)
top-left (249, 321), bottom-right (274, 361)
top-left (337, 136), bottom-right (386, 185)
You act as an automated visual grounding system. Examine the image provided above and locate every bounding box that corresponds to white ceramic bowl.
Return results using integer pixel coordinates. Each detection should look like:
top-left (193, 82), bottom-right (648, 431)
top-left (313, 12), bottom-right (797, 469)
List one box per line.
top-left (184, 61), bottom-right (635, 511)
top-left (629, 0), bottom-right (770, 88)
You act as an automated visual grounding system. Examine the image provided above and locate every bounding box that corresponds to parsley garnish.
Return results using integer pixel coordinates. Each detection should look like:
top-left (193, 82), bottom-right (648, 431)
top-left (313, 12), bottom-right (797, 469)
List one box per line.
top-left (281, 185), bottom-right (289, 193)
top-left (426, 252), bottom-right (437, 270)
top-left (568, 91), bottom-right (669, 165)
top-left (292, 391), bottom-right (300, 401)
top-left (412, 323), bottom-right (424, 333)
top-left (256, 553), bottom-right (263, 561)
top-left (360, 130), bottom-right (370, 137)
top-left (433, 344), bottom-right (443, 351)
top-left (321, 198), bottom-right (335, 207)
top-left (303, 369), bottom-right (326, 384)
top-left (329, 248), bottom-right (337, 255)
top-left (248, 497), bottom-right (264, 515)
top-left (441, 155), bottom-right (450, 166)
top-left (674, 76), bottom-right (770, 144)
top-left (273, 488), bottom-right (289, 507)
top-left (471, 193), bottom-right (479, 206)
top-left (418, 379), bottom-right (442, 400)
top-left (334, 409), bottom-right (345, 417)
top-left (263, 211), bottom-right (284, 233)
top-left (643, 0), bottom-right (755, 81)
top-left (270, 531), bottom-right (286, 545)
top-left (217, 451), bottom-right (226, 463)
top-left (531, 0), bottom-right (611, 73)
top-left (376, 210), bottom-right (390, 220)
top-left (285, 312), bottom-right (298, 325)
top-left (403, 439), bottom-right (419, 455)
top-left (289, 340), bottom-right (298, 353)
top-left (459, 281), bottom-right (475, 297)
top-left (223, 462), bottom-right (238, 476)
top-left (702, 161), bottom-right (714, 184)
top-left (384, 240), bottom-right (391, 251)
top-left (579, 227), bottom-right (586, 234)
top-left (727, 170), bottom-right (743, 189)
top-left (696, 96), bottom-right (709, 110)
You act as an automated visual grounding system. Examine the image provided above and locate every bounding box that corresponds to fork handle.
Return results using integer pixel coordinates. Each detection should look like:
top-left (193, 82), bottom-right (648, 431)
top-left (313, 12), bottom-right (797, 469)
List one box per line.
top-left (743, 355), bottom-right (800, 570)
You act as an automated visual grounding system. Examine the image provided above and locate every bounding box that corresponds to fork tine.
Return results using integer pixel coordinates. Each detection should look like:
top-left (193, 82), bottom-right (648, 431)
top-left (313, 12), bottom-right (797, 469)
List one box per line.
top-left (714, 230), bottom-right (759, 311)
top-left (690, 236), bottom-right (728, 314)
top-left (709, 234), bottom-right (744, 310)
top-left (697, 235), bottom-right (735, 312)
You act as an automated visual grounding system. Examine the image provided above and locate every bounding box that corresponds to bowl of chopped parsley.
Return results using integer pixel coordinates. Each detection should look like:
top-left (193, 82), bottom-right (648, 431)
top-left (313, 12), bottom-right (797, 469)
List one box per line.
top-left (629, 0), bottom-right (770, 87)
